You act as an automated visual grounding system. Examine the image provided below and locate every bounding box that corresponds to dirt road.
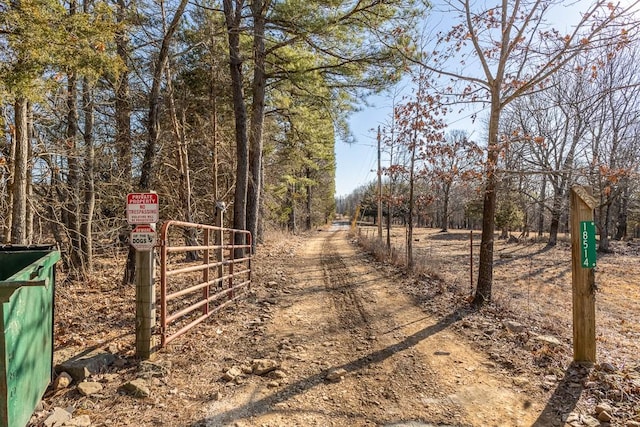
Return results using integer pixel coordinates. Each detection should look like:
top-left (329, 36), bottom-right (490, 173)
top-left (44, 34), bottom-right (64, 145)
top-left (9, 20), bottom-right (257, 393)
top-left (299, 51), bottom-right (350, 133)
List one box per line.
top-left (202, 226), bottom-right (544, 426)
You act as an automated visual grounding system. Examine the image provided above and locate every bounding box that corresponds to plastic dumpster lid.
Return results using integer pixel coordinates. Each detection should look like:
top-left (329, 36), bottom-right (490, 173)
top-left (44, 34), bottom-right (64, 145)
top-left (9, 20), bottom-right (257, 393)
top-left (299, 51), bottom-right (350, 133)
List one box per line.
top-left (0, 244), bottom-right (57, 252)
top-left (0, 248), bottom-right (60, 303)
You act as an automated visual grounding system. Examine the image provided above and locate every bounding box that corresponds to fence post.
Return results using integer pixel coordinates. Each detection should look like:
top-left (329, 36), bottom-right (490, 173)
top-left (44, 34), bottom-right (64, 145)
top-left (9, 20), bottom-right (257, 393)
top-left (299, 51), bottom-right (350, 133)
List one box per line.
top-left (203, 229), bottom-right (210, 315)
top-left (215, 202), bottom-right (225, 289)
top-left (136, 249), bottom-right (155, 359)
top-left (570, 185), bottom-right (597, 363)
top-left (229, 230), bottom-right (235, 299)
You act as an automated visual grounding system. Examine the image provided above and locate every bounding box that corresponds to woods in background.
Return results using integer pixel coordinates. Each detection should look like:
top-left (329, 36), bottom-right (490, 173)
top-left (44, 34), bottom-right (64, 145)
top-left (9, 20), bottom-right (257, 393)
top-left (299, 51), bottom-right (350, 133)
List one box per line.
top-left (0, 0), bottom-right (416, 280)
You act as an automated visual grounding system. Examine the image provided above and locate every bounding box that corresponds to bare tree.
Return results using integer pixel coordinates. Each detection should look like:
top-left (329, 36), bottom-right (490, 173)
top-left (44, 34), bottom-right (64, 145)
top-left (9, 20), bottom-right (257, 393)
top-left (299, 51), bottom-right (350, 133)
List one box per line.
top-left (585, 46), bottom-right (640, 251)
top-left (414, 0), bottom-right (639, 306)
top-left (223, 0), bottom-right (250, 256)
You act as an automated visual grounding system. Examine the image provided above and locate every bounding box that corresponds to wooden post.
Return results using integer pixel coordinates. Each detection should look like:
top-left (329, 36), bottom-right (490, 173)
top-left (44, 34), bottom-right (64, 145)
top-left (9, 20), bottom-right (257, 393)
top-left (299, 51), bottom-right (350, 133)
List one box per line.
top-left (570, 185), bottom-right (597, 363)
top-left (215, 202), bottom-right (225, 289)
top-left (470, 230), bottom-right (473, 292)
top-left (203, 230), bottom-right (210, 315)
top-left (135, 249), bottom-right (155, 359)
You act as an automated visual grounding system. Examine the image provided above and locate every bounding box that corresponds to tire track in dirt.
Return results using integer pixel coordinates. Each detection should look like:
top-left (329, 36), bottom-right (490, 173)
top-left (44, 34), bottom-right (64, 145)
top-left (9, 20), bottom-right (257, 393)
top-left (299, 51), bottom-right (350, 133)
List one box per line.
top-left (320, 232), bottom-right (371, 335)
top-left (202, 228), bottom-right (546, 426)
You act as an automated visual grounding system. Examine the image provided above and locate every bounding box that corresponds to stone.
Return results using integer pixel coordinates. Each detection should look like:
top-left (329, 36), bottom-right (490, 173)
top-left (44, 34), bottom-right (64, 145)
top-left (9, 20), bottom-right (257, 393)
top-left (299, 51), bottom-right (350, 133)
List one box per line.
top-left (43, 407), bottom-right (72, 427)
top-left (267, 381), bottom-right (280, 388)
top-left (240, 365), bottom-right (253, 374)
top-left (270, 370), bottom-right (287, 379)
top-left (223, 366), bottom-right (243, 381)
top-left (512, 376), bottom-right (530, 387)
top-left (77, 382), bottom-right (103, 396)
top-left (565, 413), bottom-right (580, 423)
top-left (53, 372), bottom-right (73, 390)
top-left (595, 403), bottom-right (613, 415)
top-left (252, 359), bottom-right (280, 376)
top-left (63, 415), bottom-right (92, 426)
top-left (597, 410), bottom-right (611, 422)
top-left (138, 360), bottom-right (171, 378)
top-left (503, 320), bottom-right (526, 333)
top-left (121, 379), bottom-right (150, 397)
top-left (57, 351), bottom-right (116, 381)
top-left (599, 362), bottom-right (617, 373)
top-left (326, 368), bottom-right (347, 382)
top-left (581, 415), bottom-right (601, 427)
top-left (626, 421), bottom-right (640, 427)
top-left (101, 373), bottom-right (119, 383)
top-left (531, 335), bottom-right (563, 348)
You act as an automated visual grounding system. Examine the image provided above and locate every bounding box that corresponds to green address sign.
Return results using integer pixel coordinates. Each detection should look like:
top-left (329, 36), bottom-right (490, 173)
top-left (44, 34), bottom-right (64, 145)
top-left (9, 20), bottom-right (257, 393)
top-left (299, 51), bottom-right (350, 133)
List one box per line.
top-left (580, 221), bottom-right (596, 268)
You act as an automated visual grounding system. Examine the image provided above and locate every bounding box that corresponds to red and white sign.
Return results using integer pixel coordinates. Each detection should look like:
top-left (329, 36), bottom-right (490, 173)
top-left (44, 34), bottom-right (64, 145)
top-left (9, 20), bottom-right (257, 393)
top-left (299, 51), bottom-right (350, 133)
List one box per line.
top-left (126, 193), bottom-right (159, 225)
top-left (130, 224), bottom-right (157, 251)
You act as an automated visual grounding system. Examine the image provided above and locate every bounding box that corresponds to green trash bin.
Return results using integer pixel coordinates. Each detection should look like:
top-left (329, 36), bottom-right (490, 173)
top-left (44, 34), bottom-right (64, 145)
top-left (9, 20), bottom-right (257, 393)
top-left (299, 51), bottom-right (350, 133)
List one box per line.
top-left (0, 246), bottom-right (60, 427)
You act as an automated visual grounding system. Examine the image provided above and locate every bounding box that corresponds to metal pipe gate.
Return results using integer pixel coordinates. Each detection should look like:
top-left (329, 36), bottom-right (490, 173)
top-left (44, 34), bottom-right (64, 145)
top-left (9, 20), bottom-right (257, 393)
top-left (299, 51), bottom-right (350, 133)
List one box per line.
top-left (159, 220), bottom-right (252, 347)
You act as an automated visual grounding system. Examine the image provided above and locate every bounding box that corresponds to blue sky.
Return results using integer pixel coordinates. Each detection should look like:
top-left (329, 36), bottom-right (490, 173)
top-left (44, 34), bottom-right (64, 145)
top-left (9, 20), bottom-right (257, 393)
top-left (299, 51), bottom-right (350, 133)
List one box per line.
top-left (335, 96), bottom-right (394, 197)
top-left (336, 93), bottom-right (482, 197)
top-left (334, 0), bottom-right (633, 198)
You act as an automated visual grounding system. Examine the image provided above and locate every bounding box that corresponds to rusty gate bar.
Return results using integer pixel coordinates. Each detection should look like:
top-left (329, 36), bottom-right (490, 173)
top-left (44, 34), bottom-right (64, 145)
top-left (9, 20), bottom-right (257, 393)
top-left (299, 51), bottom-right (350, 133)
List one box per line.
top-left (159, 220), bottom-right (252, 347)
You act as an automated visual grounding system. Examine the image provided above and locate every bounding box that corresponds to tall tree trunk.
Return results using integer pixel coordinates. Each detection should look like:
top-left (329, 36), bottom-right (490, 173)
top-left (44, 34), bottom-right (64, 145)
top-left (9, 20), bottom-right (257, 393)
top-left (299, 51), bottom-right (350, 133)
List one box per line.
top-left (287, 183), bottom-right (296, 233)
top-left (386, 145), bottom-right (395, 250)
top-left (115, 0), bottom-right (132, 183)
top-left (407, 127), bottom-right (417, 270)
top-left (10, 97), bottom-right (28, 245)
top-left (167, 67), bottom-right (198, 260)
top-left (473, 101), bottom-right (500, 307)
top-left (548, 189), bottom-right (562, 246)
top-left (139, 0), bottom-right (189, 191)
top-left (65, 66), bottom-right (85, 278)
top-left (65, 0), bottom-right (81, 272)
top-left (210, 57), bottom-right (220, 203)
top-left (441, 183), bottom-right (450, 232)
top-left (125, 0), bottom-right (188, 285)
top-left (116, 0), bottom-right (134, 285)
top-left (80, 77), bottom-right (95, 272)
top-left (305, 168), bottom-right (312, 231)
top-left (247, 0), bottom-right (267, 251)
top-left (2, 109), bottom-right (11, 242)
top-left (26, 104), bottom-right (34, 244)
top-left (548, 133), bottom-right (577, 246)
top-left (224, 0), bottom-right (249, 256)
top-left (537, 175), bottom-right (546, 237)
top-left (598, 202), bottom-right (612, 252)
top-left (44, 154), bottom-right (64, 248)
top-left (614, 180), bottom-right (629, 240)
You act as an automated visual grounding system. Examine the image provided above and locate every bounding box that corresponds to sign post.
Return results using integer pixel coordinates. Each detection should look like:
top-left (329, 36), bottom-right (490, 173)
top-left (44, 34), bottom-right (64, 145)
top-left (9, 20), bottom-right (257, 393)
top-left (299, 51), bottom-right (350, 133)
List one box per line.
top-left (570, 186), bottom-right (597, 363)
top-left (127, 193), bottom-right (159, 359)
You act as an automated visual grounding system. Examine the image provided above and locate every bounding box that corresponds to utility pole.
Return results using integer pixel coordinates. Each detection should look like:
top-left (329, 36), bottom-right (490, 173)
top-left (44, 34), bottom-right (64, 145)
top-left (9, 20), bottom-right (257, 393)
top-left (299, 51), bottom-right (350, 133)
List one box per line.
top-left (377, 126), bottom-right (382, 240)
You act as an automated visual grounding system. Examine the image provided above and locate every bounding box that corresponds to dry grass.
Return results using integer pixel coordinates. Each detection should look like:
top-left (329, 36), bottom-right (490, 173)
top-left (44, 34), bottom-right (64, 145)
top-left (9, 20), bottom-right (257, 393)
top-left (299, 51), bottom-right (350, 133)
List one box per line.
top-left (41, 225), bottom-right (638, 425)
top-left (356, 225), bottom-right (640, 367)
